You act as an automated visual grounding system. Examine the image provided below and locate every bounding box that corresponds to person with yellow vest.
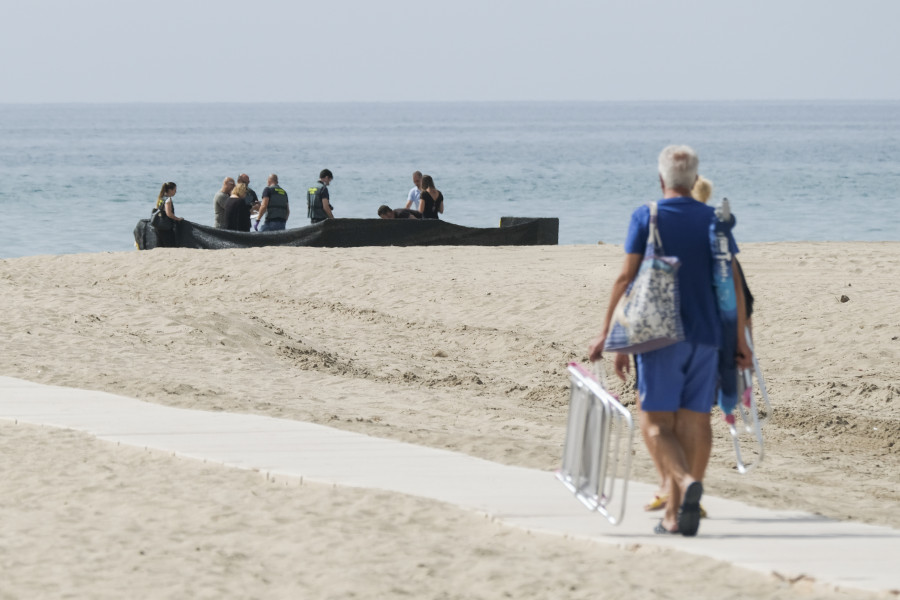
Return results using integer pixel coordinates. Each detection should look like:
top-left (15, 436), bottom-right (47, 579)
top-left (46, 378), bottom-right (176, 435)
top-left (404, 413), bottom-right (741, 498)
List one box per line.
top-left (256, 174), bottom-right (290, 232)
top-left (307, 169), bottom-right (335, 224)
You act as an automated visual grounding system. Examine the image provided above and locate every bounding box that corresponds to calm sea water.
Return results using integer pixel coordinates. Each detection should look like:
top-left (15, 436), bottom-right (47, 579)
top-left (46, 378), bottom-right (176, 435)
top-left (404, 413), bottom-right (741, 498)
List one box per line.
top-left (1, 101), bottom-right (899, 258)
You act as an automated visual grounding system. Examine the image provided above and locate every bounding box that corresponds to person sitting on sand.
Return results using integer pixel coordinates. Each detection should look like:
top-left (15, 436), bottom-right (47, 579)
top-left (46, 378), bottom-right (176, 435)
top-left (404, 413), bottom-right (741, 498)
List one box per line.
top-left (224, 182), bottom-right (252, 232)
top-left (419, 175), bottom-right (444, 219)
top-left (378, 205), bottom-right (422, 219)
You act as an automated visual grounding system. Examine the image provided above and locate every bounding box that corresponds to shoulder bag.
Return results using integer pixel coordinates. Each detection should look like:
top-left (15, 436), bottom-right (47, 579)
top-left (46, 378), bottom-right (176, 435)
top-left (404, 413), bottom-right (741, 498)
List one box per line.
top-left (604, 201), bottom-right (685, 354)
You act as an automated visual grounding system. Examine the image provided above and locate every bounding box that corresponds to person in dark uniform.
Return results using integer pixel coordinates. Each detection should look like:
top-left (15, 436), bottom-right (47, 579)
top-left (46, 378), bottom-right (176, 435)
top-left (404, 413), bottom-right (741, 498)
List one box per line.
top-left (307, 169), bottom-right (335, 224)
top-left (256, 174), bottom-right (290, 232)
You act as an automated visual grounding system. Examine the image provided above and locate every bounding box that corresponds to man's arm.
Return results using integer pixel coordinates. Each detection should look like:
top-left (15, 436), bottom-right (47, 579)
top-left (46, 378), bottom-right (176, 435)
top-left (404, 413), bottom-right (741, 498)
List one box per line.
top-left (257, 197), bottom-right (269, 220)
top-left (323, 198), bottom-right (334, 219)
top-left (588, 253), bottom-right (642, 377)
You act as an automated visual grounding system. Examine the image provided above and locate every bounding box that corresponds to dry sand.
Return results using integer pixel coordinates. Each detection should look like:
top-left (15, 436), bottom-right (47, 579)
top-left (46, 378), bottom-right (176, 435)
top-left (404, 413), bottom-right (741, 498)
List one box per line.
top-left (1, 243), bottom-right (897, 598)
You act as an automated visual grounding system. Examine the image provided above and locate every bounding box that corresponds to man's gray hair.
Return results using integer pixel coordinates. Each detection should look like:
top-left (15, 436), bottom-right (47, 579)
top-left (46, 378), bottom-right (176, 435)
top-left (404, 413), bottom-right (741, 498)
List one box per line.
top-left (658, 145), bottom-right (699, 191)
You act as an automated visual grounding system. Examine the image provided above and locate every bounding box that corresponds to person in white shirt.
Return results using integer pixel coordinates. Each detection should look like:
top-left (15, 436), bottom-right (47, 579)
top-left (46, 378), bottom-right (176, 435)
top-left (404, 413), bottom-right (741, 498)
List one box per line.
top-left (404, 171), bottom-right (423, 211)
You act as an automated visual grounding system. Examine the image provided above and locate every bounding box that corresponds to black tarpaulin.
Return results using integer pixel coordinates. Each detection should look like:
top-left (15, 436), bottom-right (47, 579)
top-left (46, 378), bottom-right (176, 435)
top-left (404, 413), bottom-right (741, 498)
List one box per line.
top-left (134, 217), bottom-right (558, 250)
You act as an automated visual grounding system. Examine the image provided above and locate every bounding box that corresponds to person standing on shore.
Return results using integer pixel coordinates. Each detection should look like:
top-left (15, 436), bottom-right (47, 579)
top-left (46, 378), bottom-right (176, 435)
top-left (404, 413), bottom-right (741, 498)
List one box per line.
top-left (404, 171), bottom-right (423, 211)
top-left (224, 182), bottom-right (251, 232)
top-left (213, 177), bottom-right (236, 228)
top-left (153, 181), bottom-right (184, 247)
top-left (256, 174), bottom-right (290, 232)
top-left (307, 169), bottom-right (335, 224)
top-left (419, 175), bottom-right (444, 219)
top-left (588, 145), bottom-right (751, 537)
top-left (238, 173), bottom-right (259, 214)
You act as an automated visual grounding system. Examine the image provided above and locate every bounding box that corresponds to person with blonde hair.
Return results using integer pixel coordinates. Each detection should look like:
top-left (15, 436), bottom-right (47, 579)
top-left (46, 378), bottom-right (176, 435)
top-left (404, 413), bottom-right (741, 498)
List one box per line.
top-left (224, 182), bottom-right (251, 231)
top-left (692, 176), bottom-right (713, 204)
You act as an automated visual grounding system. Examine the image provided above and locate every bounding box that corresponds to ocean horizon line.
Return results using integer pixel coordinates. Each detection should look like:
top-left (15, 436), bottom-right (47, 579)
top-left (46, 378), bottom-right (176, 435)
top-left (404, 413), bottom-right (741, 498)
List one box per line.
top-left (3, 98), bottom-right (900, 107)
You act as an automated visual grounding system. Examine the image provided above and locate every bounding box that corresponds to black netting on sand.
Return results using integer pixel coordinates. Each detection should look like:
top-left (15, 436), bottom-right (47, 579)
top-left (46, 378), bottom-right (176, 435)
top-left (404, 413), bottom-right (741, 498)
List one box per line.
top-left (134, 217), bottom-right (558, 250)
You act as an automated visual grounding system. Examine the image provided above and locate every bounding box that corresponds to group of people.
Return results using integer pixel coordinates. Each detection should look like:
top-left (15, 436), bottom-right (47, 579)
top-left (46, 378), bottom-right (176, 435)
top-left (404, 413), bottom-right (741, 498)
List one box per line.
top-left (377, 171), bottom-right (445, 220)
top-left (152, 170), bottom-right (334, 241)
top-left (588, 145), bottom-right (753, 538)
top-left (153, 169), bottom-right (446, 238)
top-left (210, 170), bottom-right (335, 233)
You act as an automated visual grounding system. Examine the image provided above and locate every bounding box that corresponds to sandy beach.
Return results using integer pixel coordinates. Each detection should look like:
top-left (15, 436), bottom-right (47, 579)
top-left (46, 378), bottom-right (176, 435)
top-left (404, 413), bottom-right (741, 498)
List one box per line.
top-left (1, 243), bottom-right (897, 598)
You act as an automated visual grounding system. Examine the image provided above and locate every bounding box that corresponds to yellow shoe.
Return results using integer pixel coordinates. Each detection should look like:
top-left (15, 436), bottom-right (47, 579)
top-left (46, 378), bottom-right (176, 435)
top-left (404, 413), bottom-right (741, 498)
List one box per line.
top-left (644, 494), bottom-right (668, 511)
top-left (700, 504), bottom-right (708, 519)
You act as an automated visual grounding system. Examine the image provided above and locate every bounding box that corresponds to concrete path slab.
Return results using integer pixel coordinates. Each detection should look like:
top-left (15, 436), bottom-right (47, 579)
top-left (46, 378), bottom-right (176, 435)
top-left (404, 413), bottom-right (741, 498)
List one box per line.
top-left (1, 376), bottom-right (897, 594)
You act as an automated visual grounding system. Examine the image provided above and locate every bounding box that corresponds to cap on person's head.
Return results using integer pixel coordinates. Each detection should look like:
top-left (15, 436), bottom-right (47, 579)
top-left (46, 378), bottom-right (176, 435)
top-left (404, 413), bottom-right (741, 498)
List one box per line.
top-left (320, 169), bottom-right (333, 180)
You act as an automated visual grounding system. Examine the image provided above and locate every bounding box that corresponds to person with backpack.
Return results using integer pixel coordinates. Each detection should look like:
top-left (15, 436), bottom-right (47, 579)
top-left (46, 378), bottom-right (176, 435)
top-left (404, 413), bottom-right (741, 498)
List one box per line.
top-left (307, 169), bottom-right (335, 224)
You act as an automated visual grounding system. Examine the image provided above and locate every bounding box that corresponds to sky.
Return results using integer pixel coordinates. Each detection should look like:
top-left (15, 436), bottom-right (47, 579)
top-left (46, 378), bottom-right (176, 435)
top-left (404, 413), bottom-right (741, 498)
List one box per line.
top-left (2, 0), bottom-right (899, 103)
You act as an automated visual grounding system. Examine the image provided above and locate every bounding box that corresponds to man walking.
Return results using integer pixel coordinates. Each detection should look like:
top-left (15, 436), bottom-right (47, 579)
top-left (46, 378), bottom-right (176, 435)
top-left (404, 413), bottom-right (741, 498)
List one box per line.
top-left (588, 145), bottom-right (751, 537)
top-left (307, 169), bottom-right (334, 224)
top-left (213, 177), bottom-right (236, 228)
top-left (256, 174), bottom-right (289, 232)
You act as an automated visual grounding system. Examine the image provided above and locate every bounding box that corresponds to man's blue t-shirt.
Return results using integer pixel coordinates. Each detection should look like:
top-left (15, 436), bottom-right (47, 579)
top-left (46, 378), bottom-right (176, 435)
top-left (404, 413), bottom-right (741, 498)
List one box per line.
top-left (624, 197), bottom-right (739, 348)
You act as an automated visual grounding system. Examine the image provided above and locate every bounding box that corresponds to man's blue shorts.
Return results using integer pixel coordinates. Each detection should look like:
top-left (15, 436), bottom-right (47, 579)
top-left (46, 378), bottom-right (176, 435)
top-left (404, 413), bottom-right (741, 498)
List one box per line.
top-left (636, 341), bottom-right (718, 413)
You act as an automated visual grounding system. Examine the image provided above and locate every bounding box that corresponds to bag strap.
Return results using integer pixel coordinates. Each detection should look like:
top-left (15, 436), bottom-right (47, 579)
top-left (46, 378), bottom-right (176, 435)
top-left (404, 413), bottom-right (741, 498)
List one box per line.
top-left (647, 201), bottom-right (665, 254)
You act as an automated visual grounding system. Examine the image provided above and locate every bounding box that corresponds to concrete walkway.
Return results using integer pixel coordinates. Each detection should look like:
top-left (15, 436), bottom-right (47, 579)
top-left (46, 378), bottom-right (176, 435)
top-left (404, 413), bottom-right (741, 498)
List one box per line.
top-left (1, 375), bottom-right (897, 594)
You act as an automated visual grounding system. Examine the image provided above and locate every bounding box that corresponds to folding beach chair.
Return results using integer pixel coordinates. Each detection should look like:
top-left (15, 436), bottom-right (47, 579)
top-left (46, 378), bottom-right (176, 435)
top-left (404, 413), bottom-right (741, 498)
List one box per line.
top-left (724, 327), bottom-right (773, 474)
top-left (556, 362), bottom-right (635, 525)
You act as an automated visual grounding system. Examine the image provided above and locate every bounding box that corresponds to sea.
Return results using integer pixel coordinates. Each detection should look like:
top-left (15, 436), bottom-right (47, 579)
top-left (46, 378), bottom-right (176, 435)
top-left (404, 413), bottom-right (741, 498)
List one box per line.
top-left (1, 101), bottom-right (899, 258)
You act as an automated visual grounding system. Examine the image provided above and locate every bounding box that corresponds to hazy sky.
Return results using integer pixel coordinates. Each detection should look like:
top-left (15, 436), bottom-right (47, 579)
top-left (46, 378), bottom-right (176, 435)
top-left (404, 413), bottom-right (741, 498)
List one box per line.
top-left (2, 0), bottom-right (899, 102)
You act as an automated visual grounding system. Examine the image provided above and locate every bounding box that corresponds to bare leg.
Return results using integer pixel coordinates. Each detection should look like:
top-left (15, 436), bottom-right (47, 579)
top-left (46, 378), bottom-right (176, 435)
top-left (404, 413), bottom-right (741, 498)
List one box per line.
top-left (640, 412), bottom-right (669, 508)
top-left (675, 408), bottom-right (712, 481)
top-left (641, 411), bottom-right (695, 531)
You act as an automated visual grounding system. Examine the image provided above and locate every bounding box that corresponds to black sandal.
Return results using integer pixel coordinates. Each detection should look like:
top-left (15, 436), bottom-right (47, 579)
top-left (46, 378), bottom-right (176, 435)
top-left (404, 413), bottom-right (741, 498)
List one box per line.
top-left (678, 481), bottom-right (704, 537)
top-left (653, 520), bottom-right (679, 535)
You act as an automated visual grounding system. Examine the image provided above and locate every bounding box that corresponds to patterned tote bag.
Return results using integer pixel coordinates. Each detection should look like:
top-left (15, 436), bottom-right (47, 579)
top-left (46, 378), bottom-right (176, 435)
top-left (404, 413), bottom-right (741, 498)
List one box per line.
top-left (604, 201), bottom-right (685, 355)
